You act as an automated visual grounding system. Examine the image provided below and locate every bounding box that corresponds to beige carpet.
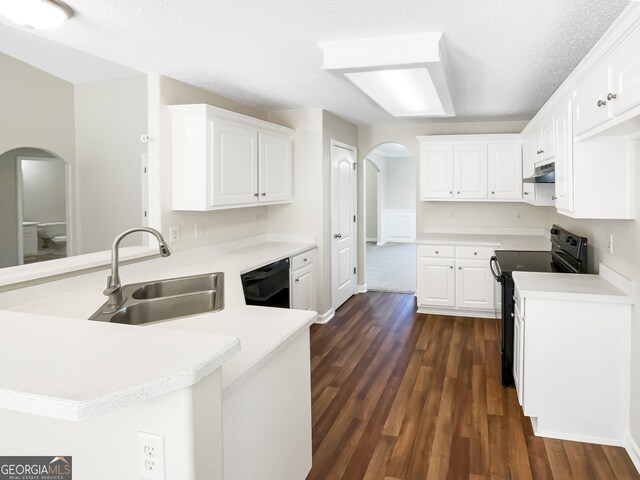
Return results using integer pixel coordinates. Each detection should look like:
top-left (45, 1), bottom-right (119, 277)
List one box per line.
top-left (365, 242), bottom-right (416, 293)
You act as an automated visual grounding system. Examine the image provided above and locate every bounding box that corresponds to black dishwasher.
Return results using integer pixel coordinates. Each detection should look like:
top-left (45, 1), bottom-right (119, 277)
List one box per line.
top-left (241, 258), bottom-right (290, 308)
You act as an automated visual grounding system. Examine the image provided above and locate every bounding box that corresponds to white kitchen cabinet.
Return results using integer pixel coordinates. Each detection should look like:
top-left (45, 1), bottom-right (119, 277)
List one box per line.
top-left (169, 104), bottom-right (293, 211)
top-left (453, 144), bottom-right (487, 199)
top-left (522, 131), bottom-right (538, 179)
top-left (22, 224), bottom-right (38, 257)
top-left (419, 144), bottom-right (454, 200)
top-left (488, 143), bottom-right (522, 200)
top-left (553, 99), bottom-right (574, 212)
top-left (513, 305), bottom-right (524, 406)
top-left (417, 256), bottom-right (455, 308)
top-left (212, 120), bottom-right (259, 207)
top-left (417, 244), bottom-right (496, 317)
top-left (418, 135), bottom-right (521, 203)
top-left (609, 28), bottom-right (640, 116)
top-left (573, 64), bottom-right (610, 136)
top-left (455, 258), bottom-right (495, 310)
top-left (258, 132), bottom-right (293, 203)
top-left (290, 249), bottom-right (317, 312)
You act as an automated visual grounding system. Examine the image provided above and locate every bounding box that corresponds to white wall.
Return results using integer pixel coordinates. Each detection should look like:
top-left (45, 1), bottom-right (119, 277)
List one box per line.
top-left (74, 76), bottom-right (148, 254)
top-left (544, 139), bottom-right (640, 453)
top-left (365, 159), bottom-right (379, 240)
top-left (147, 74), bottom-right (270, 252)
top-left (383, 156), bottom-right (415, 210)
top-left (21, 158), bottom-right (66, 224)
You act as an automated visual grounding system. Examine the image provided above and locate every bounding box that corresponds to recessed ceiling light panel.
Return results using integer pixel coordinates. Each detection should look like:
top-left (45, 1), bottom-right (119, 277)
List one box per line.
top-left (0, 0), bottom-right (73, 29)
top-left (320, 33), bottom-right (455, 118)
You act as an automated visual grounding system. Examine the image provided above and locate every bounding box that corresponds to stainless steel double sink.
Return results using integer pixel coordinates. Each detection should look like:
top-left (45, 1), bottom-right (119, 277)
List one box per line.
top-left (89, 273), bottom-right (224, 325)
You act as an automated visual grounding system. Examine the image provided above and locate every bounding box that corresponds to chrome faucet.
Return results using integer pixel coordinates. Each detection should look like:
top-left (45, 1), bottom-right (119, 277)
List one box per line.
top-left (102, 227), bottom-right (171, 313)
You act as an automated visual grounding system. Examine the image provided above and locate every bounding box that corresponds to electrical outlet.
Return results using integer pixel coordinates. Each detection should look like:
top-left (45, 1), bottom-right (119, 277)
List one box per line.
top-left (607, 234), bottom-right (614, 254)
top-left (515, 211), bottom-right (522, 220)
top-left (449, 210), bottom-right (456, 220)
top-left (169, 226), bottom-right (181, 243)
top-left (194, 223), bottom-right (204, 239)
top-left (138, 432), bottom-right (165, 479)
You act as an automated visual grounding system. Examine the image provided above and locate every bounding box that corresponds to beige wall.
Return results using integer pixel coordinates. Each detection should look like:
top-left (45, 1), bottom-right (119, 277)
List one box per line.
top-left (266, 109), bottom-right (359, 316)
top-left (147, 74), bottom-right (271, 252)
top-left (74, 76), bottom-right (148, 254)
top-left (0, 53), bottom-right (75, 268)
top-left (545, 139), bottom-right (640, 448)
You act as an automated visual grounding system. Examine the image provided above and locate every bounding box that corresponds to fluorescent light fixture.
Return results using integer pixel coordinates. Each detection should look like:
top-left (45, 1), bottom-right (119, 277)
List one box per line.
top-left (320, 33), bottom-right (455, 118)
top-left (0, 0), bottom-right (73, 29)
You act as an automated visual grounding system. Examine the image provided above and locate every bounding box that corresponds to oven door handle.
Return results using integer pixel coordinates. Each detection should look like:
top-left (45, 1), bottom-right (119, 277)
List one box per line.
top-left (489, 256), bottom-right (502, 283)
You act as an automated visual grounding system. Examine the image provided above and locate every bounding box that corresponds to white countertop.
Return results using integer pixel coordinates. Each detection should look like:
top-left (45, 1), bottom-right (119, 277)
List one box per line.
top-left (513, 271), bottom-right (634, 304)
top-left (0, 238), bottom-right (317, 420)
top-left (0, 311), bottom-right (239, 421)
top-left (416, 232), bottom-right (550, 251)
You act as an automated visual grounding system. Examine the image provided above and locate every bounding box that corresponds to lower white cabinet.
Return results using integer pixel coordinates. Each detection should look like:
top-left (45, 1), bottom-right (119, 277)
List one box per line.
top-left (513, 306), bottom-right (524, 405)
top-left (417, 257), bottom-right (455, 307)
top-left (455, 258), bottom-right (495, 310)
top-left (290, 249), bottom-right (317, 311)
top-left (417, 244), bottom-right (496, 317)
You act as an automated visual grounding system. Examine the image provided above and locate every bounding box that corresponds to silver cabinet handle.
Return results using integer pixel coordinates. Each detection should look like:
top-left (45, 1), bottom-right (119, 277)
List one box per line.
top-left (491, 191), bottom-right (495, 195)
top-left (254, 193), bottom-right (259, 197)
top-left (449, 191), bottom-right (453, 194)
top-left (261, 192), bottom-right (266, 196)
top-left (334, 233), bottom-right (342, 239)
top-left (435, 250), bottom-right (439, 254)
top-left (511, 313), bottom-right (515, 318)
top-left (458, 266), bottom-right (462, 270)
top-left (597, 99), bottom-right (607, 107)
top-left (474, 252), bottom-right (478, 255)
top-left (607, 93), bottom-right (617, 101)
top-left (524, 191), bottom-right (530, 195)
top-left (303, 258), bottom-right (308, 262)
top-left (295, 278), bottom-right (299, 283)
top-left (552, 195), bottom-right (558, 200)
top-left (457, 191), bottom-right (461, 194)
top-left (449, 266), bottom-right (454, 269)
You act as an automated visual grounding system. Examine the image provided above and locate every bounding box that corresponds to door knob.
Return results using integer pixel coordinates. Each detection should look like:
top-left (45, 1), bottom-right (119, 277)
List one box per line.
top-left (334, 233), bottom-right (342, 239)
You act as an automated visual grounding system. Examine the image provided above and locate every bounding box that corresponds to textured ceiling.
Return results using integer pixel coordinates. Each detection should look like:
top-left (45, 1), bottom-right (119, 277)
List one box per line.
top-left (0, 0), bottom-right (630, 125)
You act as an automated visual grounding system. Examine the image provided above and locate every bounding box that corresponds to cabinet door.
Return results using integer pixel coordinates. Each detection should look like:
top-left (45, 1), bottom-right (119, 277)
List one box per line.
top-left (455, 258), bottom-right (494, 310)
top-left (610, 29), bottom-right (640, 116)
top-left (211, 120), bottom-right (258, 207)
top-left (554, 99), bottom-right (574, 212)
top-left (513, 309), bottom-right (524, 406)
top-left (573, 65), bottom-right (610, 136)
top-left (541, 119), bottom-right (555, 161)
top-left (488, 143), bottom-right (522, 200)
top-left (417, 257), bottom-right (455, 307)
top-left (258, 132), bottom-right (292, 203)
top-left (453, 145), bottom-right (487, 199)
top-left (522, 183), bottom-right (535, 203)
top-left (522, 131), bottom-right (538, 179)
top-left (420, 144), bottom-right (454, 199)
top-left (291, 264), bottom-right (315, 311)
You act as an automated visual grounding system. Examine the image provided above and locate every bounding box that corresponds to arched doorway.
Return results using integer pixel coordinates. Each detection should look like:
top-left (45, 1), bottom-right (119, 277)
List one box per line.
top-left (0, 147), bottom-right (70, 267)
top-left (363, 142), bottom-right (416, 293)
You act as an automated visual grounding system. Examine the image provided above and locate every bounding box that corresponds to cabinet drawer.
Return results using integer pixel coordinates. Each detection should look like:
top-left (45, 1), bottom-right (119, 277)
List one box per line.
top-left (455, 246), bottom-right (495, 260)
top-left (417, 245), bottom-right (455, 258)
top-left (291, 249), bottom-right (316, 271)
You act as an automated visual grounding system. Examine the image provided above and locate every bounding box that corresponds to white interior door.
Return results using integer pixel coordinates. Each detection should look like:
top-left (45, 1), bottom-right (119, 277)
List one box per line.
top-left (331, 141), bottom-right (357, 311)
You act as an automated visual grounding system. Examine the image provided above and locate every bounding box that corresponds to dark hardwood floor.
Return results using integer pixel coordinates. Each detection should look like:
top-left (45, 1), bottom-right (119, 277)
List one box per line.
top-left (307, 292), bottom-right (639, 480)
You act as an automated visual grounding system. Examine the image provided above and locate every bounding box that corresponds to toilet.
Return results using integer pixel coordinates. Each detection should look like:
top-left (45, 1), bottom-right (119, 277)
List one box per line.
top-left (37, 222), bottom-right (67, 254)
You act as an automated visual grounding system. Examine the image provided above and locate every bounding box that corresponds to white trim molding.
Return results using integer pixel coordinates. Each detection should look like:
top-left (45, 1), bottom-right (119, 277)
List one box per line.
top-left (417, 306), bottom-right (498, 320)
top-left (315, 308), bottom-right (335, 324)
top-left (357, 284), bottom-right (368, 293)
top-left (626, 433), bottom-right (640, 474)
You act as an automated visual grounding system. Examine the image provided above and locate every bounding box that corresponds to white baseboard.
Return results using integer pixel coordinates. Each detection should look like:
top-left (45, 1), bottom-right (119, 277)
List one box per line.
top-left (315, 309), bottom-right (335, 324)
top-left (366, 237), bottom-right (377, 243)
top-left (417, 305), bottom-right (499, 319)
top-left (357, 284), bottom-right (367, 293)
top-left (532, 426), bottom-right (625, 448)
top-left (376, 241), bottom-right (386, 246)
top-left (627, 433), bottom-right (640, 474)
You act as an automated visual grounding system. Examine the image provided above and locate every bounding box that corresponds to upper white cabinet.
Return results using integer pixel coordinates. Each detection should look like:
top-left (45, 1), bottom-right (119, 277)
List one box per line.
top-left (169, 104), bottom-right (293, 211)
top-left (553, 99), bottom-right (574, 213)
top-left (453, 145), bottom-right (488, 199)
top-left (573, 64), bottom-right (610, 136)
top-left (609, 29), bottom-right (640, 116)
top-left (488, 143), bottom-right (523, 199)
top-left (418, 135), bottom-right (522, 202)
top-left (419, 144), bottom-right (454, 199)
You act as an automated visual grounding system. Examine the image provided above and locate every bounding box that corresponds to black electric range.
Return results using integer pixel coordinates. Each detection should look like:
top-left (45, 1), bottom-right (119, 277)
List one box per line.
top-left (489, 225), bottom-right (588, 386)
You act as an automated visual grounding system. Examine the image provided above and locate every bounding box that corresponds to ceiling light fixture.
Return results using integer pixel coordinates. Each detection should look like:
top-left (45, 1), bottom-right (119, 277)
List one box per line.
top-left (0, 0), bottom-right (73, 29)
top-left (319, 33), bottom-right (455, 118)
